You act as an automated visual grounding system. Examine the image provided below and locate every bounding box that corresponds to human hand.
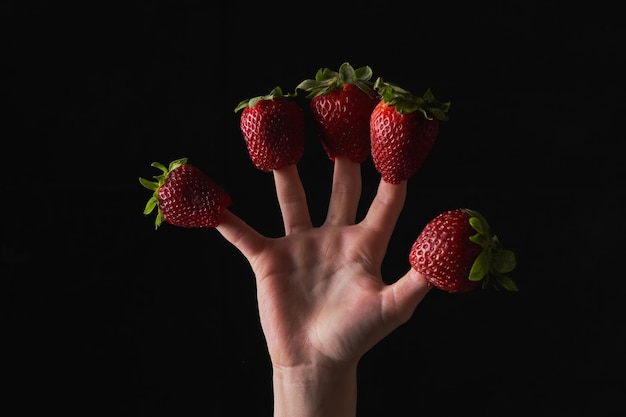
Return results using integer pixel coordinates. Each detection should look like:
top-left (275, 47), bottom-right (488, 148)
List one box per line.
top-left (216, 157), bottom-right (431, 416)
top-left (217, 157), bottom-right (430, 368)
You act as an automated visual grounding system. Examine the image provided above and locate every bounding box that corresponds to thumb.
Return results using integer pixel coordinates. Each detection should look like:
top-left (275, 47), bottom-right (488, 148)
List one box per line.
top-left (382, 269), bottom-right (432, 325)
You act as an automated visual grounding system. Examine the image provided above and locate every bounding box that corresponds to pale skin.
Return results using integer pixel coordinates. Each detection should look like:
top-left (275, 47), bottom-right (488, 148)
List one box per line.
top-left (216, 157), bottom-right (432, 417)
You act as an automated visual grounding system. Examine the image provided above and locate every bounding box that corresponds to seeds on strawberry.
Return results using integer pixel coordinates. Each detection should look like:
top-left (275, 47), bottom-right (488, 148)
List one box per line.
top-left (234, 86), bottom-right (305, 172)
top-left (370, 78), bottom-right (450, 184)
top-left (139, 158), bottom-right (232, 229)
top-left (409, 208), bottom-right (518, 293)
top-left (296, 62), bottom-right (378, 163)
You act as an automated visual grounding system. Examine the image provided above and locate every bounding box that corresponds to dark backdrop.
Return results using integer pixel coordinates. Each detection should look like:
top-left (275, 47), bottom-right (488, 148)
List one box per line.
top-left (2, 1), bottom-right (624, 416)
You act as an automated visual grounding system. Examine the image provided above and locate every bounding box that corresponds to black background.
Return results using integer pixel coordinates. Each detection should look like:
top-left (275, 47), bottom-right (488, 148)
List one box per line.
top-left (2, 1), bottom-right (624, 416)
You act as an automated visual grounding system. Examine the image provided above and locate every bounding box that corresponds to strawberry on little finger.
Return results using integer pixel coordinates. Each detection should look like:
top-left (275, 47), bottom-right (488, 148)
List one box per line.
top-left (139, 158), bottom-right (232, 229)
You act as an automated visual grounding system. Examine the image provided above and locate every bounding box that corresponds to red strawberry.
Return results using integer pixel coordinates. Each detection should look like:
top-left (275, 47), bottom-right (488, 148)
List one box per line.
top-left (296, 62), bottom-right (378, 163)
top-left (139, 158), bottom-right (232, 229)
top-left (370, 78), bottom-right (450, 184)
top-left (409, 208), bottom-right (518, 293)
top-left (234, 86), bottom-right (305, 172)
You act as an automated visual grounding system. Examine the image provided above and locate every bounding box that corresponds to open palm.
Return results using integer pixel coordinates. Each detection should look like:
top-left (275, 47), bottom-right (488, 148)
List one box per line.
top-left (216, 158), bottom-right (431, 370)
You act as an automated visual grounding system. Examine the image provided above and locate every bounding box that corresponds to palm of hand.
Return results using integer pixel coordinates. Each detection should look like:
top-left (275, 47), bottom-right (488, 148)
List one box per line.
top-left (254, 225), bottom-right (395, 367)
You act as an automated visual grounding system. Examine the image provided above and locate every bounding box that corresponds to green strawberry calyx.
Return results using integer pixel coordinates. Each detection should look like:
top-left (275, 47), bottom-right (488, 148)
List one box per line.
top-left (464, 208), bottom-right (519, 292)
top-left (373, 77), bottom-right (450, 121)
top-left (296, 61), bottom-right (376, 99)
top-left (233, 86), bottom-right (298, 113)
top-left (139, 157), bottom-right (188, 229)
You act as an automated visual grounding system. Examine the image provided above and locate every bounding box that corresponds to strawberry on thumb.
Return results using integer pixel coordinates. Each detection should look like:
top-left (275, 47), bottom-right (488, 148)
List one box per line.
top-left (409, 208), bottom-right (518, 293)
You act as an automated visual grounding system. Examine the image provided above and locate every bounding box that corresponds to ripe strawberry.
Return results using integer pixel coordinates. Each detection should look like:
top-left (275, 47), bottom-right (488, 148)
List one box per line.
top-left (139, 158), bottom-right (232, 229)
top-left (409, 208), bottom-right (518, 293)
top-left (234, 86), bottom-right (305, 172)
top-left (370, 78), bottom-right (450, 184)
top-left (296, 62), bottom-right (378, 163)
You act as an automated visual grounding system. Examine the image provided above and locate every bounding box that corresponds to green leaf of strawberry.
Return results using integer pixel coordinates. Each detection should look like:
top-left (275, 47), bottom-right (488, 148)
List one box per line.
top-left (296, 62), bottom-right (379, 163)
top-left (234, 86), bottom-right (305, 172)
top-left (469, 251), bottom-right (489, 281)
top-left (492, 248), bottom-right (517, 274)
top-left (370, 78), bottom-right (451, 184)
top-left (139, 158), bottom-right (232, 229)
top-left (296, 62), bottom-right (376, 100)
top-left (409, 208), bottom-right (518, 293)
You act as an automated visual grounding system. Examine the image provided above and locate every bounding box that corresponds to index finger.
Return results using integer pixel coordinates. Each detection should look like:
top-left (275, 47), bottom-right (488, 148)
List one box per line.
top-left (360, 179), bottom-right (407, 242)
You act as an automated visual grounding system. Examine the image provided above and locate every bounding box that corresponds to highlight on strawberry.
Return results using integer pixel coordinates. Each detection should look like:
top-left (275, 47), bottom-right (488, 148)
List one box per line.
top-left (370, 78), bottom-right (450, 184)
top-left (139, 158), bottom-right (232, 229)
top-left (234, 86), bottom-right (305, 172)
top-left (409, 208), bottom-right (518, 293)
top-left (296, 62), bottom-right (379, 163)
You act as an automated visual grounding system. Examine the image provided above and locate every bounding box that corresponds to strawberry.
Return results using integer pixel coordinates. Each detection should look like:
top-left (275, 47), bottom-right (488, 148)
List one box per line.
top-left (409, 208), bottom-right (518, 293)
top-left (370, 78), bottom-right (450, 184)
top-left (139, 158), bottom-right (232, 229)
top-left (296, 62), bottom-right (378, 163)
top-left (234, 86), bottom-right (305, 172)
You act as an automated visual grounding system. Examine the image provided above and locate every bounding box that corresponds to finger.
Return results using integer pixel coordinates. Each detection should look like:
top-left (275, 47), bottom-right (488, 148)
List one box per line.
top-left (273, 164), bottom-right (312, 234)
top-left (216, 209), bottom-right (267, 260)
top-left (324, 157), bottom-right (362, 226)
top-left (360, 179), bottom-right (407, 242)
top-left (382, 269), bottom-right (432, 325)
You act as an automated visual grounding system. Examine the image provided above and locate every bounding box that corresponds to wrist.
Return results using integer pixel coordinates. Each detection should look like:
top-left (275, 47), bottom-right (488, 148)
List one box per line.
top-left (271, 361), bottom-right (358, 417)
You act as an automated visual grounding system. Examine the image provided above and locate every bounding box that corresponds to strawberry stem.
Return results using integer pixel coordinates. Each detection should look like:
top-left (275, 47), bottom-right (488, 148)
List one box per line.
top-left (234, 86), bottom-right (297, 113)
top-left (373, 77), bottom-right (450, 120)
top-left (296, 62), bottom-right (376, 99)
top-left (465, 208), bottom-right (519, 291)
top-left (139, 157), bottom-right (189, 229)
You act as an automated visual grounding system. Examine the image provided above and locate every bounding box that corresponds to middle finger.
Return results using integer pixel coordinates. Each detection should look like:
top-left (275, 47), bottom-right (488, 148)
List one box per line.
top-left (324, 157), bottom-right (362, 226)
